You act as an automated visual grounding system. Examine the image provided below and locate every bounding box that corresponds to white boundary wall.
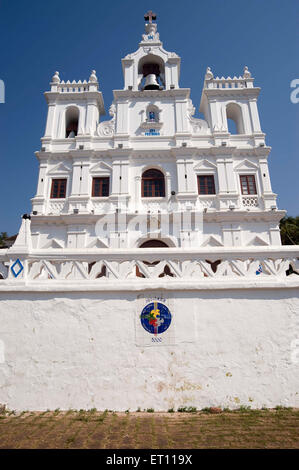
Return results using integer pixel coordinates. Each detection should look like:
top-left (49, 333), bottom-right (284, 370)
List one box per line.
top-left (0, 285), bottom-right (298, 411)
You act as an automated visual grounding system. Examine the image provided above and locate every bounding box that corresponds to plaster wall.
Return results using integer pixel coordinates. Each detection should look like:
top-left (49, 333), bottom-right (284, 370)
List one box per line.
top-left (0, 288), bottom-right (298, 411)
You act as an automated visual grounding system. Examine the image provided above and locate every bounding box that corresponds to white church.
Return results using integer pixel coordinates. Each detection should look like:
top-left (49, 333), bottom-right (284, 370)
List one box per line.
top-left (0, 12), bottom-right (298, 411)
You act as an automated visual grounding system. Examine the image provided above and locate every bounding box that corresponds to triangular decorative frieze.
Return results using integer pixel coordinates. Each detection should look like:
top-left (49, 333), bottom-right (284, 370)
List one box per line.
top-left (201, 235), bottom-right (224, 247)
top-left (194, 159), bottom-right (217, 171)
top-left (89, 161), bottom-right (112, 174)
top-left (47, 162), bottom-right (71, 175)
top-left (246, 235), bottom-right (268, 246)
top-left (86, 238), bottom-right (109, 248)
top-left (41, 238), bottom-right (64, 249)
top-left (234, 159), bottom-right (259, 171)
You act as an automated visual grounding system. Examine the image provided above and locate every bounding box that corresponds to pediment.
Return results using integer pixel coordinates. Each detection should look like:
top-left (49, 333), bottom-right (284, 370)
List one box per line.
top-left (194, 159), bottom-right (217, 171)
top-left (247, 235), bottom-right (268, 246)
top-left (201, 235), bottom-right (223, 247)
top-left (47, 162), bottom-right (71, 175)
top-left (89, 161), bottom-right (112, 174)
top-left (234, 159), bottom-right (259, 171)
top-left (41, 238), bottom-right (64, 249)
top-left (86, 238), bottom-right (109, 248)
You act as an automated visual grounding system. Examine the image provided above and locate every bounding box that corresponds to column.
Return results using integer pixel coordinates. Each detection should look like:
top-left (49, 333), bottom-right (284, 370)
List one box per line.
top-left (224, 160), bottom-right (237, 193)
top-left (71, 162), bottom-right (82, 196)
top-left (186, 161), bottom-right (197, 193)
top-left (176, 159), bottom-right (186, 193)
top-left (85, 100), bottom-right (98, 135)
top-left (216, 159), bottom-right (227, 193)
top-left (36, 163), bottom-right (48, 197)
top-left (166, 174), bottom-right (171, 199)
top-left (258, 159), bottom-right (273, 194)
top-left (44, 103), bottom-right (56, 138)
top-left (249, 99), bottom-right (262, 133)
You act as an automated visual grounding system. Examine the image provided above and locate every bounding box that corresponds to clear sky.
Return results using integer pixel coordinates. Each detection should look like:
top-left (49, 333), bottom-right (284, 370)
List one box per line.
top-left (0, 0), bottom-right (298, 236)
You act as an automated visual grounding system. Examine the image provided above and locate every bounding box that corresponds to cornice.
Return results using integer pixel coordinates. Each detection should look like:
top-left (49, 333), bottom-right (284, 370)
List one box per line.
top-left (113, 88), bottom-right (190, 100)
top-left (203, 87), bottom-right (261, 99)
top-left (35, 144), bottom-right (272, 161)
top-left (30, 210), bottom-right (286, 227)
top-left (44, 91), bottom-right (105, 114)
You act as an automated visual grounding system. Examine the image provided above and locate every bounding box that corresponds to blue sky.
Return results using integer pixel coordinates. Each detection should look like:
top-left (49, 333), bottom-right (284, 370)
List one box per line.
top-left (0, 0), bottom-right (298, 235)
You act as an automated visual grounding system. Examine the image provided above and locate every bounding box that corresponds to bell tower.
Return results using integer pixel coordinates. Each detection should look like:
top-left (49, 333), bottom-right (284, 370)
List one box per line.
top-left (121, 12), bottom-right (181, 91)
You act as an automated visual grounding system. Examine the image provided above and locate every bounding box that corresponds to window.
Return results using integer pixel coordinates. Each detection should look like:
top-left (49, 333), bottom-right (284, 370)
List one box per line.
top-left (142, 169), bottom-right (165, 197)
top-left (65, 106), bottom-right (79, 138)
top-left (50, 179), bottom-right (67, 199)
top-left (197, 175), bottom-right (216, 195)
top-left (139, 240), bottom-right (169, 248)
top-left (240, 175), bottom-right (257, 195)
top-left (149, 111), bottom-right (156, 121)
top-left (92, 177), bottom-right (110, 197)
top-left (226, 103), bottom-right (244, 134)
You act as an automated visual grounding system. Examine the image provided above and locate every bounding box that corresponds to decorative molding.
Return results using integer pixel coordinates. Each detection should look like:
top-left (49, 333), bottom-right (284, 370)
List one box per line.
top-left (234, 159), bottom-right (259, 171)
top-left (47, 162), bottom-right (71, 175)
top-left (89, 161), bottom-right (112, 174)
top-left (41, 238), bottom-right (64, 249)
top-left (201, 236), bottom-right (223, 247)
top-left (187, 99), bottom-right (209, 134)
top-left (97, 103), bottom-right (116, 137)
top-left (194, 159), bottom-right (217, 171)
top-left (247, 235), bottom-right (268, 246)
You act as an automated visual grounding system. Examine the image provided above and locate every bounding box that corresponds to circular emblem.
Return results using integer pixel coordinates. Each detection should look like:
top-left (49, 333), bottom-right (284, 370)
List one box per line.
top-left (140, 302), bottom-right (172, 335)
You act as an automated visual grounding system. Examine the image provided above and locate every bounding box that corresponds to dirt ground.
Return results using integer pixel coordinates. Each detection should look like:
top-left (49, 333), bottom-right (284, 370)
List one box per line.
top-left (0, 408), bottom-right (298, 449)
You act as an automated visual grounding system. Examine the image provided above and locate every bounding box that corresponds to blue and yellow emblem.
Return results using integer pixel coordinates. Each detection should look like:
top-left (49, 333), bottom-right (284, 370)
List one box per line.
top-left (140, 301), bottom-right (172, 335)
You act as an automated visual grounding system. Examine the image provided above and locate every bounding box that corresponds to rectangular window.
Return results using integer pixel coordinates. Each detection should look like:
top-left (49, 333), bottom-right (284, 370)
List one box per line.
top-left (92, 177), bottom-right (110, 197)
top-left (197, 175), bottom-right (216, 195)
top-left (240, 175), bottom-right (257, 195)
top-left (50, 179), bottom-right (67, 199)
top-left (142, 179), bottom-right (165, 197)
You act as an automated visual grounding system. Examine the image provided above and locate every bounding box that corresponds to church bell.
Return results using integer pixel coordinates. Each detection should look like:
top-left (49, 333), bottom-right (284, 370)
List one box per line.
top-left (143, 74), bottom-right (160, 90)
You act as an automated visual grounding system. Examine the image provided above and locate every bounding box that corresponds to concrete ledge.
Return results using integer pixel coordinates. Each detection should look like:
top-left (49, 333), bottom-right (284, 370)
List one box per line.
top-left (0, 277), bottom-right (299, 292)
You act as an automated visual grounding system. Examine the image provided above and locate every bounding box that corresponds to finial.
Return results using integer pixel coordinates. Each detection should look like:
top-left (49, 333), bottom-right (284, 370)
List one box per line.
top-left (205, 67), bottom-right (213, 80)
top-left (144, 10), bottom-right (156, 23)
top-left (89, 70), bottom-right (97, 83)
top-left (243, 66), bottom-right (251, 78)
top-left (52, 71), bottom-right (60, 83)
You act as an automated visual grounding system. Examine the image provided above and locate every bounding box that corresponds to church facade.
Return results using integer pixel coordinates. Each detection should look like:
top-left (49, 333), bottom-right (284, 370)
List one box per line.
top-left (30, 18), bottom-right (282, 250)
top-left (0, 14), bottom-right (298, 411)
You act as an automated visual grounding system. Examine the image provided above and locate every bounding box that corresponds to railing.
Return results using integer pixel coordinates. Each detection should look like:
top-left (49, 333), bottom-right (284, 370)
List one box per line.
top-left (242, 196), bottom-right (259, 208)
top-left (56, 81), bottom-right (95, 93)
top-left (206, 77), bottom-right (247, 89)
top-left (0, 247), bottom-right (298, 283)
top-left (47, 201), bottom-right (68, 214)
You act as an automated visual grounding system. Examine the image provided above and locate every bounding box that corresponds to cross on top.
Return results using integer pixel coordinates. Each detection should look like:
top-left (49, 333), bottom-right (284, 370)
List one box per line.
top-left (144, 10), bottom-right (157, 23)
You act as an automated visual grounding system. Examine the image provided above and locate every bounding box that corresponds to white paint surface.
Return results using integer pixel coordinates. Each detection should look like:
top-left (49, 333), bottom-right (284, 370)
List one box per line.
top-left (0, 288), bottom-right (298, 411)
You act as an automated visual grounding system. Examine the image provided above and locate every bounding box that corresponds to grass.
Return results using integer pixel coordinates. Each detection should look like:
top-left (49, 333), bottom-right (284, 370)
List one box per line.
top-left (177, 406), bottom-right (197, 413)
top-left (0, 409), bottom-right (297, 449)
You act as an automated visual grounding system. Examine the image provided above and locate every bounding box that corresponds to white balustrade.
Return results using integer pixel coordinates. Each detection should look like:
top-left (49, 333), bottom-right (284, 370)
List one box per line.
top-left (242, 196), bottom-right (259, 207)
top-left (0, 248), bottom-right (298, 282)
top-left (47, 201), bottom-right (68, 214)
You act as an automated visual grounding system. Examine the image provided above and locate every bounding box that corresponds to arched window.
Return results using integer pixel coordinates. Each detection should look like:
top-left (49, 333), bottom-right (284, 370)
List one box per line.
top-left (226, 103), bottom-right (244, 134)
top-left (139, 240), bottom-right (169, 248)
top-left (65, 106), bottom-right (79, 138)
top-left (146, 105), bottom-right (160, 123)
top-left (138, 54), bottom-right (165, 90)
top-left (142, 169), bottom-right (165, 197)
